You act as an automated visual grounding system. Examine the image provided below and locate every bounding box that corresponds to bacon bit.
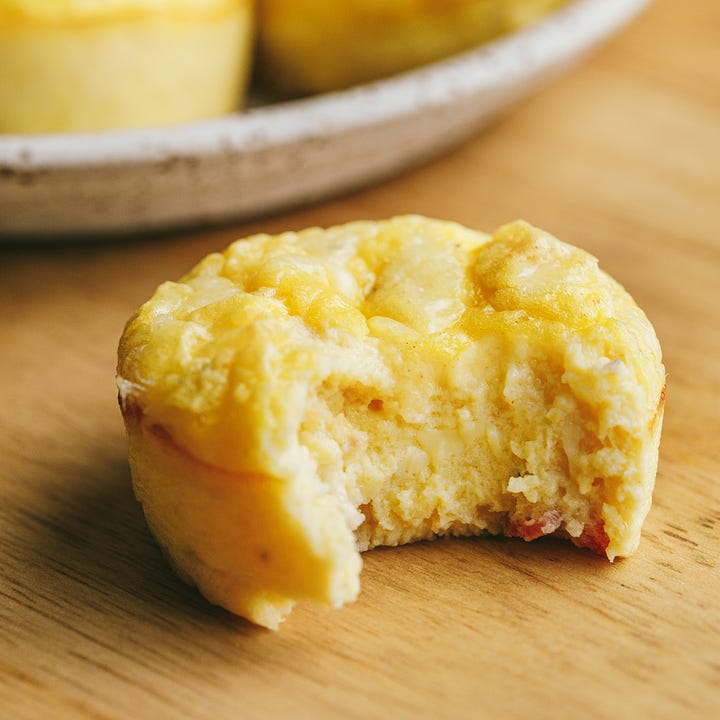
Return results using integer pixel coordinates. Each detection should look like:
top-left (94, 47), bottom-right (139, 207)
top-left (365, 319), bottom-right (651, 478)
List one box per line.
top-left (506, 509), bottom-right (562, 542)
top-left (367, 398), bottom-right (383, 412)
top-left (573, 522), bottom-right (610, 555)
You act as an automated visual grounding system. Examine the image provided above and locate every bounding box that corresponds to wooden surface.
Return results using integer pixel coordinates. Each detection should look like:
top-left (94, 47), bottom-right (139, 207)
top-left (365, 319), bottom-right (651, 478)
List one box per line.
top-left (1, 1), bottom-right (719, 717)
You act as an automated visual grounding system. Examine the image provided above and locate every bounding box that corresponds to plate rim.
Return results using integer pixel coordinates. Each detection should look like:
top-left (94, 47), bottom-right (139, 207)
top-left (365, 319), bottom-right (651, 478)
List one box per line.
top-left (0, 0), bottom-right (649, 169)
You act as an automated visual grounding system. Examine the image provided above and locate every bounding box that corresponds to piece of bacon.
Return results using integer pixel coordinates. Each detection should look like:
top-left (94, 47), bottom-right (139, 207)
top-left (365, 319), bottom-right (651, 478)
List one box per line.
top-left (505, 508), bottom-right (562, 542)
top-left (572, 521), bottom-right (610, 555)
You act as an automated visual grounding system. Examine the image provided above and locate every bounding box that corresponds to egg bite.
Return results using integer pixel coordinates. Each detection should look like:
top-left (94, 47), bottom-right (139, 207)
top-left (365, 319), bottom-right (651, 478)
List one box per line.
top-left (257, 0), bottom-right (569, 94)
top-left (0, 0), bottom-right (254, 133)
top-left (117, 217), bottom-right (665, 628)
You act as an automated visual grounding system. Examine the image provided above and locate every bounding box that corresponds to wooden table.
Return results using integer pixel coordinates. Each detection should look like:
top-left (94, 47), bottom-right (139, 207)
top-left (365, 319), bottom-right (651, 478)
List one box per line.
top-left (2, 1), bottom-right (719, 717)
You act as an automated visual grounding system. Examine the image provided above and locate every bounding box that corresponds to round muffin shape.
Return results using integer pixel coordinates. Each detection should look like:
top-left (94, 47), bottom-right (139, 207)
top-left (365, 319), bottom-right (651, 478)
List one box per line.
top-left (257, 0), bottom-right (570, 94)
top-left (117, 217), bottom-right (665, 628)
top-left (0, 0), bottom-right (253, 133)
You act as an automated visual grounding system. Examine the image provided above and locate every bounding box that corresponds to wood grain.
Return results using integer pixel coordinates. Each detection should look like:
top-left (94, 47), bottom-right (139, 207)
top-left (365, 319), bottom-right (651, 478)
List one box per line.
top-left (1, 1), bottom-right (719, 717)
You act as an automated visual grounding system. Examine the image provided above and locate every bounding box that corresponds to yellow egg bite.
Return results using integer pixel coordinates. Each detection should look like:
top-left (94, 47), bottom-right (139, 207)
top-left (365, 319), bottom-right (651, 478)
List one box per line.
top-left (117, 217), bottom-right (665, 629)
top-left (0, 0), bottom-right (254, 133)
top-left (257, 0), bottom-right (570, 94)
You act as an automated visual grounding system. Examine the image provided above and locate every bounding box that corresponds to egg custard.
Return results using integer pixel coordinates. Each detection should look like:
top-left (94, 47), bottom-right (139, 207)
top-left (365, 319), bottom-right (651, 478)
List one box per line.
top-left (117, 217), bottom-right (665, 629)
top-left (0, 0), bottom-right (253, 133)
top-left (257, 0), bottom-right (570, 94)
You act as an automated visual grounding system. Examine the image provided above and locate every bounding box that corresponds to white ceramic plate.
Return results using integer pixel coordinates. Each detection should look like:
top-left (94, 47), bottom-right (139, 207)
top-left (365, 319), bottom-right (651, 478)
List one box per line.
top-left (0, 0), bottom-right (648, 238)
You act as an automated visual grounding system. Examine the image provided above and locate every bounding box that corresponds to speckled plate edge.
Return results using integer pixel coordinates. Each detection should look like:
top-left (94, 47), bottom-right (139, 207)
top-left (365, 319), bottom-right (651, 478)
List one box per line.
top-left (0, 0), bottom-right (649, 238)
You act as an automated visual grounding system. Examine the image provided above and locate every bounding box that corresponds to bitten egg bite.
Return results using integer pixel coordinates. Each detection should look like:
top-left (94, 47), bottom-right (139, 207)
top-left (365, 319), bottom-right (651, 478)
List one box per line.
top-left (0, 0), bottom-right (254, 133)
top-left (117, 217), bottom-right (665, 628)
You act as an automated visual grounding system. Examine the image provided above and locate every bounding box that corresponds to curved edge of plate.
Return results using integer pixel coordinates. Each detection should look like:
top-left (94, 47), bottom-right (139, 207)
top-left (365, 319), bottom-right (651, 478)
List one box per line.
top-left (0, 0), bottom-right (650, 238)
